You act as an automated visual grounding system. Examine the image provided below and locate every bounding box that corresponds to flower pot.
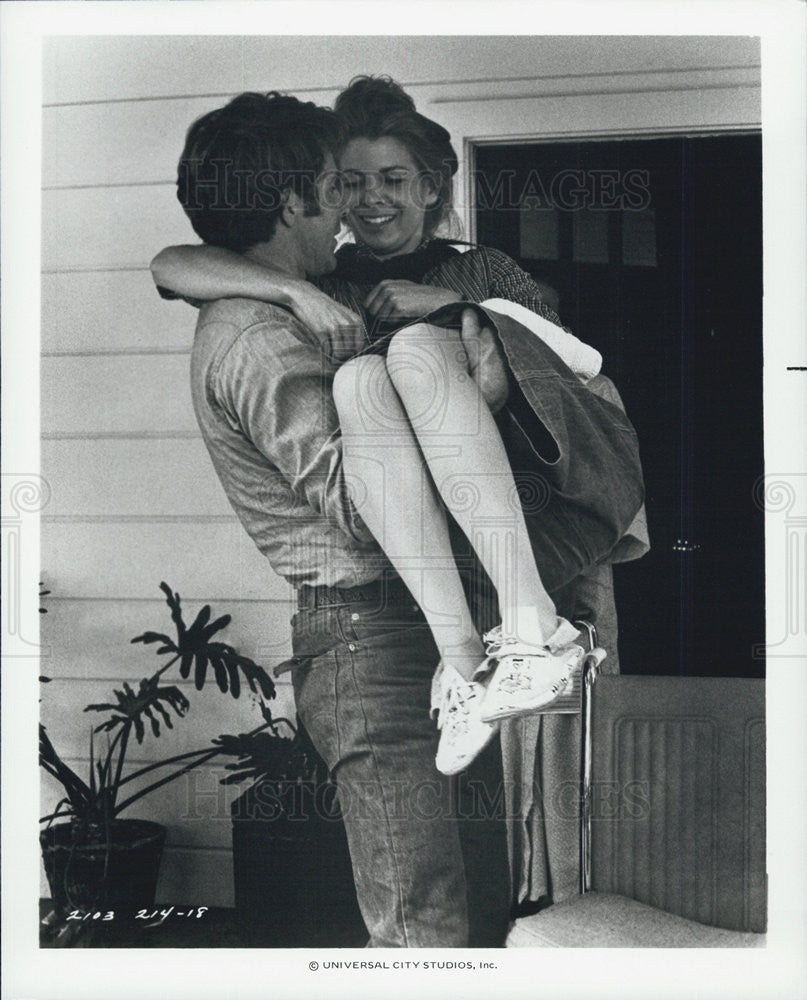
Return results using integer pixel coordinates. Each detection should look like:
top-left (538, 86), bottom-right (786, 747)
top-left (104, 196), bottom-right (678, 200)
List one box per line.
top-left (231, 780), bottom-right (367, 947)
top-left (40, 819), bottom-right (166, 917)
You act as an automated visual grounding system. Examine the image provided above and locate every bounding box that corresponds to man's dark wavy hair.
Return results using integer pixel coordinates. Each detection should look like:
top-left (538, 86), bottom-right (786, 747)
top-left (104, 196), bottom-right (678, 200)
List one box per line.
top-left (177, 92), bottom-right (343, 253)
top-left (334, 76), bottom-right (459, 237)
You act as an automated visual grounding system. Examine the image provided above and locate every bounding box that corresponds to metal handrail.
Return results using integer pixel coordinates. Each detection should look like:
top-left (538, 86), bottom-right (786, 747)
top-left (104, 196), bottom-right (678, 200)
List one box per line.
top-left (575, 621), bottom-right (602, 895)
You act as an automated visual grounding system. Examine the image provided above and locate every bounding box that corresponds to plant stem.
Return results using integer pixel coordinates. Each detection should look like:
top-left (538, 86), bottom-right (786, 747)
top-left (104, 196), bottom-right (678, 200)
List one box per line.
top-left (114, 746), bottom-right (223, 787)
top-left (102, 724), bottom-right (127, 775)
top-left (113, 749), bottom-right (222, 815)
top-left (112, 721), bottom-right (273, 815)
top-left (269, 717), bottom-right (297, 735)
top-left (110, 723), bottom-right (132, 810)
top-left (115, 720), bottom-right (274, 788)
top-left (154, 653), bottom-right (181, 679)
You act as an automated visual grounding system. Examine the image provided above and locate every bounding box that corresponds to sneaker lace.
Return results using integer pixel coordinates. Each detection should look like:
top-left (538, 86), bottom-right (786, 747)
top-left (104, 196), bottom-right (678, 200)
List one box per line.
top-left (482, 624), bottom-right (552, 659)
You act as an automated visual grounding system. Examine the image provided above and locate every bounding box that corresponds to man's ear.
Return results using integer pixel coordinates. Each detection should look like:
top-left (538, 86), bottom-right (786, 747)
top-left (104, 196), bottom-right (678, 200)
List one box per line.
top-left (279, 189), bottom-right (301, 229)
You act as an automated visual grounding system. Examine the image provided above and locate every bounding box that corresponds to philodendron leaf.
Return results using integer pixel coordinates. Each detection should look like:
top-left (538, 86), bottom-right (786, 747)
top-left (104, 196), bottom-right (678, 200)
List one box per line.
top-left (131, 631), bottom-right (173, 647)
top-left (137, 584), bottom-right (272, 701)
top-left (202, 614), bottom-right (232, 643)
top-left (133, 712), bottom-right (145, 744)
top-left (194, 652), bottom-right (208, 691)
top-left (160, 582), bottom-right (186, 640)
top-left (185, 604), bottom-right (212, 645)
top-left (204, 643), bottom-right (276, 700)
top-left (211, 656), bottom-right (228, 694)
top-left (87, 677), bottom-right (189, 742)
top-left (143, 705), bottom-right (161, 738)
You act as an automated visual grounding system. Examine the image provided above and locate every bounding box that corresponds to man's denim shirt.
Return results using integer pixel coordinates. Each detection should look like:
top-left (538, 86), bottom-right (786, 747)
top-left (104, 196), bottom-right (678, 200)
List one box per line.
top-left (190, 297), bottom-right (388, 589)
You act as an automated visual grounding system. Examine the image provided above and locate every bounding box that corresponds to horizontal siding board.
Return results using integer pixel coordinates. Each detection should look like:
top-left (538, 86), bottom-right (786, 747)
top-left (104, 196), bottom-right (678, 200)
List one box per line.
top-left (43, 65), bottom-right (759, 189)
top-left (42, 521), bottom-right (293, 601)
top-left (43, 35), bottom-right (760, 106)
top-left (40, 678), bottom-right (298, 763)
top-left (42, 354), bottom-right (196, 435)
top-left (43, 184), bottom-right (193, 272)
top-left (436, 85), bottom-right (761, 147)
top-left (44, 91), bottom-right (331, 190)
top-left (41, 439), bottom-right (233, 519)
top-left (39, 598), bottom-right (296, 679)
top-left (43, 34), bottom-right (253, 106)
top-left (42, 271), bottom-right (196, 355)
top-left (41, 760), bottom-right (261, 849)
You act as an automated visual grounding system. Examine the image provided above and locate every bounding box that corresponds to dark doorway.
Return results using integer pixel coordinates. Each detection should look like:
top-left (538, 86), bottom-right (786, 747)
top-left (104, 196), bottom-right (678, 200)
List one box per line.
top-left (475, 134), bottom-right (764, 677)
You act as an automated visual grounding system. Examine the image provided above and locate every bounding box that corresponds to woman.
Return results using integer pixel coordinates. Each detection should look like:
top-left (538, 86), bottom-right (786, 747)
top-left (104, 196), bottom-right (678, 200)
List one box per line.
top-left (152, 77), bottom-right (643, 776)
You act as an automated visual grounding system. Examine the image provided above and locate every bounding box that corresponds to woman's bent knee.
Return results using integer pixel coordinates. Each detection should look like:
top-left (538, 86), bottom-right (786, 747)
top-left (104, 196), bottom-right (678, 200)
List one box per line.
top-left (386, 325), bottom-right (467, 397)
top-left (333, 355), bottom-right (387, 415)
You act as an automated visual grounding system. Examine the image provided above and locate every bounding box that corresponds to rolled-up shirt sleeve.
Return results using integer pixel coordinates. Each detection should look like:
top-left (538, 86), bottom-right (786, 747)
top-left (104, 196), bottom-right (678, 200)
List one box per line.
top-left (212, 318), bottom-right (375, 546)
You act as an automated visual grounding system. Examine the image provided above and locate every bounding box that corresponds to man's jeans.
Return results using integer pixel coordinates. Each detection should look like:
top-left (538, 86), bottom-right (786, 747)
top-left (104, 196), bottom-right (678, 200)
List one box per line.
top-left (290, 584), bottom-right (510, 948)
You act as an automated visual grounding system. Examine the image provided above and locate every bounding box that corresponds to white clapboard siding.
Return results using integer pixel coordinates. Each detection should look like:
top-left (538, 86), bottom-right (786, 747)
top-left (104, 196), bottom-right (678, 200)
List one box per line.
top-left (44, 184), bottom-right (193, 273)
top-left (43, 34), bottom-right (760, 106)
top-left (434, 85), bottom-right (761, 149)
top-left (43, 67), bottom-right (761, 192)
top-left (41, 761), bottom-right (247, 850)
top-left (41, 439), bottom-right (232, 519)
top-left (43, 522), bottom-right (294, 602)
top-left (39, 598), bottom-right (297, 680)
top-left (44, 91), bottom-right (332, 190)
top-left (41, 764), bottom-right (241, 906)
top-left (42, 354), bottom-right (196, 436)
top-left (42, 271), bottom-right (196, 355)
top-left (41, 678), bottom-right (297, 764)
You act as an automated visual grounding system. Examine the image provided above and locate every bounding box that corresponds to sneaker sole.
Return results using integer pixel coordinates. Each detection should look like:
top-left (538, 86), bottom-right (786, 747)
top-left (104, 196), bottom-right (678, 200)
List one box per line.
top-left (480, 647), bottom-right (606, 722)
top-left (479, 673), bottom-right (576, 722)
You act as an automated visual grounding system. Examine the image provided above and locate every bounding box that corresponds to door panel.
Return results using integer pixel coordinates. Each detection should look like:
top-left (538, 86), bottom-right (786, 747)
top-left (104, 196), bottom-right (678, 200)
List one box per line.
top-left (475, 135), bottom-right (763, 677)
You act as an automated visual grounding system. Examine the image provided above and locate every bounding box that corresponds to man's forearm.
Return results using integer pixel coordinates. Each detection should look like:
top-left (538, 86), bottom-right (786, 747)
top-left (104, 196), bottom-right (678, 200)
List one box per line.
top-left (150, 243), bottom-right (300, 305)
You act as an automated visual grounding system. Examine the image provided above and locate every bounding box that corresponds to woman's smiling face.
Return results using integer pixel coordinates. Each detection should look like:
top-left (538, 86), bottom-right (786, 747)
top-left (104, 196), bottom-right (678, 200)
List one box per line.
top-left (339, 136), bottom-right (438, 258)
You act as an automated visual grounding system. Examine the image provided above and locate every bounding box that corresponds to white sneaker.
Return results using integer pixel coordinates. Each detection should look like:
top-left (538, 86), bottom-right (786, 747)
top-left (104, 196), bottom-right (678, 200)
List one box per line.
top-left (435, 664), bottom-right (499, 776)
top-left (479, 620), bottom-right (586, 723)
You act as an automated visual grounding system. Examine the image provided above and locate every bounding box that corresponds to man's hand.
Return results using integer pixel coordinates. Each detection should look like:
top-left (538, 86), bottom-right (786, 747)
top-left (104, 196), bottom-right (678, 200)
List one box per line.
top-left (285, 281), bottom-right (363, 339)
top-left (460, 308), bottom-right (510, 414)
top-left (364, 281), bottom-right (462, 322)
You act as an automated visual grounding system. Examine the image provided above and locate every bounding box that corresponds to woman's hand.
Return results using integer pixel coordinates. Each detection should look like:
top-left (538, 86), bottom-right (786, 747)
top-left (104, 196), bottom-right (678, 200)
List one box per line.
top-left (284, 280), bottom-right (363, 339)
top-left (150, 244), bottom-right (361, 340)
top-left (364, 281), bottom-right (462, 322)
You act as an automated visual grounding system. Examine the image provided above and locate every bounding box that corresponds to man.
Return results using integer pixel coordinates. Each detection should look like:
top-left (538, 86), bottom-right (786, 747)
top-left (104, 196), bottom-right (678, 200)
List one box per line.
top-left (175, 92), bottom-right (510, 948)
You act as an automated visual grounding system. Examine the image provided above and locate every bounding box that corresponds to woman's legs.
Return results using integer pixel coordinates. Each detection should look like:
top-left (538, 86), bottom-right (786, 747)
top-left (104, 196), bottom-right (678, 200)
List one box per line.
top-left (384, 317), bottom-right (560, 647)
top-left (332, 354), bottom-right (485, 680)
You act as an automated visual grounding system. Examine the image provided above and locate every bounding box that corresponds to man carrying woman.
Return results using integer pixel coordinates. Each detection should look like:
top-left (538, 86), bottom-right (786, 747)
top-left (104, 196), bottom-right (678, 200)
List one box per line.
top-left (161, 78), bottom-right (645, 946)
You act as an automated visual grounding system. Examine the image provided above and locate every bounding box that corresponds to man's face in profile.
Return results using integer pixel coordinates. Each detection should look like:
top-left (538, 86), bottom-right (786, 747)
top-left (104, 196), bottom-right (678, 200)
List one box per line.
top-left (297, 153), bottom-right (347, 278)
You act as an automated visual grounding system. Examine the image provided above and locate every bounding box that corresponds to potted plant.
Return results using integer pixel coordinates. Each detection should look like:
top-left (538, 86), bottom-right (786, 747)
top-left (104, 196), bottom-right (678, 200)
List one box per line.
top-left (39, 582), bottom-right (276, 935)
top-left (216, 717), bottom-right (367, 947)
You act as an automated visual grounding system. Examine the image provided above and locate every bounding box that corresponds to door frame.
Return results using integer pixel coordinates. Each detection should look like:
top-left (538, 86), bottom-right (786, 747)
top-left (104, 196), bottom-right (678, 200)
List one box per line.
top-left (463, 124), bottom-right (761, 244)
